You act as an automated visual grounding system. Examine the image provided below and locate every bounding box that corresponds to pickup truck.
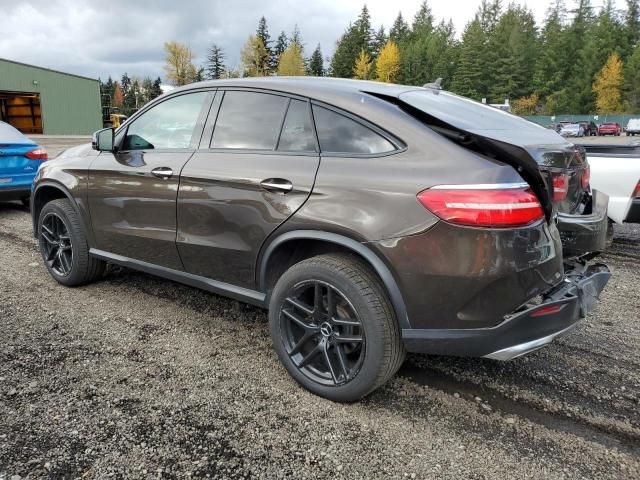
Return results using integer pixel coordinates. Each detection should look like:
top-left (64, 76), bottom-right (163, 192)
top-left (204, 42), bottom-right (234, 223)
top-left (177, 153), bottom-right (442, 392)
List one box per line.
top-left (584, 144), bottom-right (640, 224)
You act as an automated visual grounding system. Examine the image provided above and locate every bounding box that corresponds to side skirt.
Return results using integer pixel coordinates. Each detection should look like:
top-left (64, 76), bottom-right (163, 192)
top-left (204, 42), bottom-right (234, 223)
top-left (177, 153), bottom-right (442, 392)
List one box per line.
top-left (89, 249), bottom-right (267, 308)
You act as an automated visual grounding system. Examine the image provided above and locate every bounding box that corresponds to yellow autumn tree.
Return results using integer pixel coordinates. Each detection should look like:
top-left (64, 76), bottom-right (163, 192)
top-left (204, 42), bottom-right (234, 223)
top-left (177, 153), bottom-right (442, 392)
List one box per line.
top-left (593, 53), bottom-right (624, 114)
top-left (164, 41), bottom-right (197, 86)
top-left (241, 35), bottom-right (270, 77)
top-left (277, 42), bottom-right (306, 76)
top-left (375, 41), bottom-right (400, 83)
top-left (511, 93), bottom-right (540, 116)
top-left (353, 50), bottom-right (373, 80)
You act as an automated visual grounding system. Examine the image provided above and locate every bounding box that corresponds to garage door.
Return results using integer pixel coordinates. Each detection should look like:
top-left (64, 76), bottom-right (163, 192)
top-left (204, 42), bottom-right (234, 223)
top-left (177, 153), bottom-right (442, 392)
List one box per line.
top-left (0, 91), bottom-right (43, 134)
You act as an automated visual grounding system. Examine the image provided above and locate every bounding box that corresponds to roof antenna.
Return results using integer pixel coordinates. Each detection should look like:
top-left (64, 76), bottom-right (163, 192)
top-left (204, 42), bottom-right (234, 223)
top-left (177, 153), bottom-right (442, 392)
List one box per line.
top-left (423, 78), bottom-right (443, 90)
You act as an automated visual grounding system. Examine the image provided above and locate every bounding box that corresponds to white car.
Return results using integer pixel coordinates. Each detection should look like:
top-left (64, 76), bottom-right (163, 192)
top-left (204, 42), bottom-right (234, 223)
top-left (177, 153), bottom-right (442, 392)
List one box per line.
top-left (586, 145), bottom-right (640, 224)
top-left (560, 123), bottom-right (584, 137)
top-left (626, 118), bottom-right (640, 136)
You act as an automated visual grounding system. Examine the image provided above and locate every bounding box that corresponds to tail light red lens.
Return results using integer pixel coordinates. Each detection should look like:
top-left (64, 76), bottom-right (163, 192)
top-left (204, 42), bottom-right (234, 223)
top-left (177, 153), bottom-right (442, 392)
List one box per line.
top-left (417, 185), bottom-right (544, 228)
top-left (581, 165), bottom-right (590, 190)
top-left (551, 173), bottom-right (569, 201)
top-left (25, 146), bottom-right (48, 161)
top-left (633, 180), bottom-right (640, 198)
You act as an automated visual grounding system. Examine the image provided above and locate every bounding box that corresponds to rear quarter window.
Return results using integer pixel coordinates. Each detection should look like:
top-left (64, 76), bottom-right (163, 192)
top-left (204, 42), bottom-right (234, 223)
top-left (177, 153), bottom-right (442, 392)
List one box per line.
top-left (311, 105), bottom-right (395, 155)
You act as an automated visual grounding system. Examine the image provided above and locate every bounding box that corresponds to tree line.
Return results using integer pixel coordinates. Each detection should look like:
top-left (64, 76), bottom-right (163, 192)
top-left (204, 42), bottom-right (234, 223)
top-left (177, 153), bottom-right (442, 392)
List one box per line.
top-left (101, 0), bottom-right (640, 116)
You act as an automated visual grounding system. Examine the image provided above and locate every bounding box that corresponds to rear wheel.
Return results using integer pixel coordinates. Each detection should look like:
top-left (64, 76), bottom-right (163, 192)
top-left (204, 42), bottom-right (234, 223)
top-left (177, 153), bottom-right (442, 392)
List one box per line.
top-left (269, 253), bottom-right (405, 402)
top-left (38, 199), bottom-right (105, 286)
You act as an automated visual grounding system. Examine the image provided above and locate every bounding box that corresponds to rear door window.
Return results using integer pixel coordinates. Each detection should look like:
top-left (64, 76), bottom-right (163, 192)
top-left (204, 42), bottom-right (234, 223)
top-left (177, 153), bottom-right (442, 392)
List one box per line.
top-left (211, 91), bottom-right (288, 149)
top-left (312, 105), bottom-right (394, 155)
top-left (277, 99), bottom-right (316, 152)
top-left (124, 92), bottom-right (207, 150)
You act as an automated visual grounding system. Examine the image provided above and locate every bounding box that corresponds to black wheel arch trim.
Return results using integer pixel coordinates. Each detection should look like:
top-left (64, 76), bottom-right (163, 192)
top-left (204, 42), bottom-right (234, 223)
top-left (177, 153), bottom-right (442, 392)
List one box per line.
top-left (31, 180), bottom-right (95, 245)
top-left (258, 230), bottom-right (411, 330)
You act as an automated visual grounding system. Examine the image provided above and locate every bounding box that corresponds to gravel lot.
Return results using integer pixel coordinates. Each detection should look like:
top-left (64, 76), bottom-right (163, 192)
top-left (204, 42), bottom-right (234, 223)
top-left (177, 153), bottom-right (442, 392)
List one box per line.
top-left (0, 138), bottom-right (639, 479)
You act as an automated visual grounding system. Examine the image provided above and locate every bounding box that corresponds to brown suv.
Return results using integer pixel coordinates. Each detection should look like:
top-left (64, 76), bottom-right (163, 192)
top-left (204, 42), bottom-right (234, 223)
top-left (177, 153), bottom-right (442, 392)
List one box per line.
top-left (31, 78), bottom-right (610, 401)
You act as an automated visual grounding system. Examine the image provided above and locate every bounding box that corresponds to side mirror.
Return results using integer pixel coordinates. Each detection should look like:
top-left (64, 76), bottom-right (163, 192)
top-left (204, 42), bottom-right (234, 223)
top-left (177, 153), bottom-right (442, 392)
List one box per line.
top-left (92, 128), bottom-right (115, 152)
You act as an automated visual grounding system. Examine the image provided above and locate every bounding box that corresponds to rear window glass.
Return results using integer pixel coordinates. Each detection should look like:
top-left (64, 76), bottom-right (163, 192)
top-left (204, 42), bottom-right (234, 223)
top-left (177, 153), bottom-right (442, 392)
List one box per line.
top-left (212, 91), bottom-right (288, 149)
top-left (312, 105), bottom-right (394, 154)
top-left (0, 121), bottom-right (31, 144)
top-left (277, 100), bottom-right (316, 152)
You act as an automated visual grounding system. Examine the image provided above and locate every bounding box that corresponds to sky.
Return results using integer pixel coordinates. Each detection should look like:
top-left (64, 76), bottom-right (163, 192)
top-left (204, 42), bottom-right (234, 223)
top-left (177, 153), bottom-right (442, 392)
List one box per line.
top-left (0, 0), bottom-right (625, 82)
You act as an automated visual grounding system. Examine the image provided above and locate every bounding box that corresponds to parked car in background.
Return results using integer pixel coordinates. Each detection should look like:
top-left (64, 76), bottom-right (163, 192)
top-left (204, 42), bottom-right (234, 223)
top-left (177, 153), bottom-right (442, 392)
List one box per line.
top-left (30, 78), bottom-right (610, 401)
top-left (579, 121), bottom-right (598, 136)
top-left (625, 118), bottom-right (640, 136)
top-left (598, 122), bottom-right (622, 136)
top-left (584, 144), bottom-right (640, 224)
top-left (560, 123), bottom-right (584, 137)
top-left (0, 121), bottom-right (48, 206)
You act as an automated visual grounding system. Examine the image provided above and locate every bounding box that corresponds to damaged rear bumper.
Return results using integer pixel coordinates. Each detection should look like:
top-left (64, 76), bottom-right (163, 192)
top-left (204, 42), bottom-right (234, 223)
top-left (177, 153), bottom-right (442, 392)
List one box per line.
top-left (402, 259), bottom-right (610, 359)
top-left (557, 189), bottom-right (610, 257)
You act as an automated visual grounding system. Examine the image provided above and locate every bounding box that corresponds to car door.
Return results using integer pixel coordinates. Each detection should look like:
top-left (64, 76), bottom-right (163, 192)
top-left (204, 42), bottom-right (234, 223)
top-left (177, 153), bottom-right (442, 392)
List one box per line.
top-left (177, 89), bottom-right (320, 288)
top-left (88, 90), bottom-right (212, 270)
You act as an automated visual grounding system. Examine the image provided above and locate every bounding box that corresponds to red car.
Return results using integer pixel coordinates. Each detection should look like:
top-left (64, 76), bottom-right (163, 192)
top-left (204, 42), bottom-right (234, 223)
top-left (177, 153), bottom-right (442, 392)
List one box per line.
top-left (597, 122), bottom-right (622, 136)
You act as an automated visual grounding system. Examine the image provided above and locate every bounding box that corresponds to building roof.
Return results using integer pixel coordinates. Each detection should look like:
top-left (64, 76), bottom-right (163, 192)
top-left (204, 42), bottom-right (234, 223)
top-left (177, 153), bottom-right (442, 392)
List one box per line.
top-left (0, 57), bottom-right (99, 83)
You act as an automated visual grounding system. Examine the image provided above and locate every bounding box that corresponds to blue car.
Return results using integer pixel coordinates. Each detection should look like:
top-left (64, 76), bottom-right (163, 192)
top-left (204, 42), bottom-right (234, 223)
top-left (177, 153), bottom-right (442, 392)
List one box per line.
top-left (0, 121), bottom-right (48, 206)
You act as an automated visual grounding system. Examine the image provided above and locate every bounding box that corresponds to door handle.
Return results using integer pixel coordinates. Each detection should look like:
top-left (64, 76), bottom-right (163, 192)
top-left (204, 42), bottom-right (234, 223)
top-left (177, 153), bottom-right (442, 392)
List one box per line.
top-left (260, 178), bottom-right (293, 194)
top-left (151, 167), bottom-right (173, 179)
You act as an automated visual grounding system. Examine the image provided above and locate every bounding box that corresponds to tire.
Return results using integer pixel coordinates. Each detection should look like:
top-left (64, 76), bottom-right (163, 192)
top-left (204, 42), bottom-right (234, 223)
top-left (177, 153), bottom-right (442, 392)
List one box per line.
top-left (269, 253), bottom-right (405, 402)
top-left (37, 198), bottom-right (105, 287)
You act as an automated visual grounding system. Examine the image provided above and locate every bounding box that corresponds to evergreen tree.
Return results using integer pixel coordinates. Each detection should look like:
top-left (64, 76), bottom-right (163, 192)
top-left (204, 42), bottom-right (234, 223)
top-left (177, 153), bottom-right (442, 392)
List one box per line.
top-left (624, 45), bottom-right (640, 110)
top-left (273, 31), bottom-right (289, 65)
top-left (389, 12), bottom-right (410, 44)
top-left (149, 77), bottom-right (163, 100)
top-left (330, 5), bottom-right (373, 77)
top-left (450, 17), bottom-right (486, 98)
top-left (489, 5), bottom-right (537, 102)
top-left (372, 26), bottom-right (387, 58)
top-left (308, 44), bottom-right (324, 76)
top-left (205, 44), bottom-right (226, 80)
top-left (534, 0), bottom-right (570, 109)
top-left (625, 0), bottom-right (640, 54)
top-left (120, 73), bottom-right (131, 97)
top-left (411, 1), bottom-right (435, 36)
top-left (255, 17), bottom-right (272, 74)
top-left (290, 25), bottom-right (303, 47)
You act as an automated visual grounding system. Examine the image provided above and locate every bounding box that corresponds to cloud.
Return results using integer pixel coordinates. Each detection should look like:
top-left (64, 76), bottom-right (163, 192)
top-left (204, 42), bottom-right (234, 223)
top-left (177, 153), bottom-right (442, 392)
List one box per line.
top-left (0, 0), bottom-right (624, 81)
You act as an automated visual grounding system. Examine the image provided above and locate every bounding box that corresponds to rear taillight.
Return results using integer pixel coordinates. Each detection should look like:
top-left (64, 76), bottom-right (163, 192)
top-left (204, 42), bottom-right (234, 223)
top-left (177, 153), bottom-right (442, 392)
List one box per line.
top-left (417, 184), bottom-right (544, 228)
top-left (581, 165), bottom-right (590, 190)
top-left (633, 180), bottom-right (640, 198)
top-left (551, 173), bottom-right (569, 201)
top-left (25, 146), bottom-right (48, 161)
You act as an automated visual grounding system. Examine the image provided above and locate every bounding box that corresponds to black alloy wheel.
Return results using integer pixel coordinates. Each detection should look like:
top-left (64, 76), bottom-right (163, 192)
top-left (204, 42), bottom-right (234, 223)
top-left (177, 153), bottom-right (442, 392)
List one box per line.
top-left (280, 280), bottom-right (366, 386)
top-left (40, 212), bottom-right (74, 276)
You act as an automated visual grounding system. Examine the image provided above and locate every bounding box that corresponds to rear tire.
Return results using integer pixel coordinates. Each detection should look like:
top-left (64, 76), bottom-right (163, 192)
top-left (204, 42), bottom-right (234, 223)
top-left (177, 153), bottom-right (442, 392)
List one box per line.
top-left (269, 253), bottom-right (405, 402)
top-left (37, 198), bottom-right (105, 286)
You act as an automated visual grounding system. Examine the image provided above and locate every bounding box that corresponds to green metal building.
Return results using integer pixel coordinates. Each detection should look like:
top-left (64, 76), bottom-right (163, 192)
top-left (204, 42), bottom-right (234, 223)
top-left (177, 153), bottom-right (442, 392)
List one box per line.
top-left (0, 58), bottom-right (102, 135)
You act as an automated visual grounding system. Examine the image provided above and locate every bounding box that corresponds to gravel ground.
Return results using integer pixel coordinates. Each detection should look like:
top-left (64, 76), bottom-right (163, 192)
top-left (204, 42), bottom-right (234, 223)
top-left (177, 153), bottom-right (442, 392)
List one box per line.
top-left (0, 138), bottom-right (639, 479)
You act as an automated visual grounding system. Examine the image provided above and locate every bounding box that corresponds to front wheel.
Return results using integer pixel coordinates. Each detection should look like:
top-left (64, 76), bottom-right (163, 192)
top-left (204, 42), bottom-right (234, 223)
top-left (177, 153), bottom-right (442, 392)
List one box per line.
top-left (38, 198), bottom-right (105, 286)
top-left (269, 253), bottom-right (405, 402)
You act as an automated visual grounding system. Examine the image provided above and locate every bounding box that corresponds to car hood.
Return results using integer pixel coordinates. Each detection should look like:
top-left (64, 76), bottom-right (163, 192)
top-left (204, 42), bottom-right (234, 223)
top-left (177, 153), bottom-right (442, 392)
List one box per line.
top-left (56, 142), bottom-right (93, 159)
